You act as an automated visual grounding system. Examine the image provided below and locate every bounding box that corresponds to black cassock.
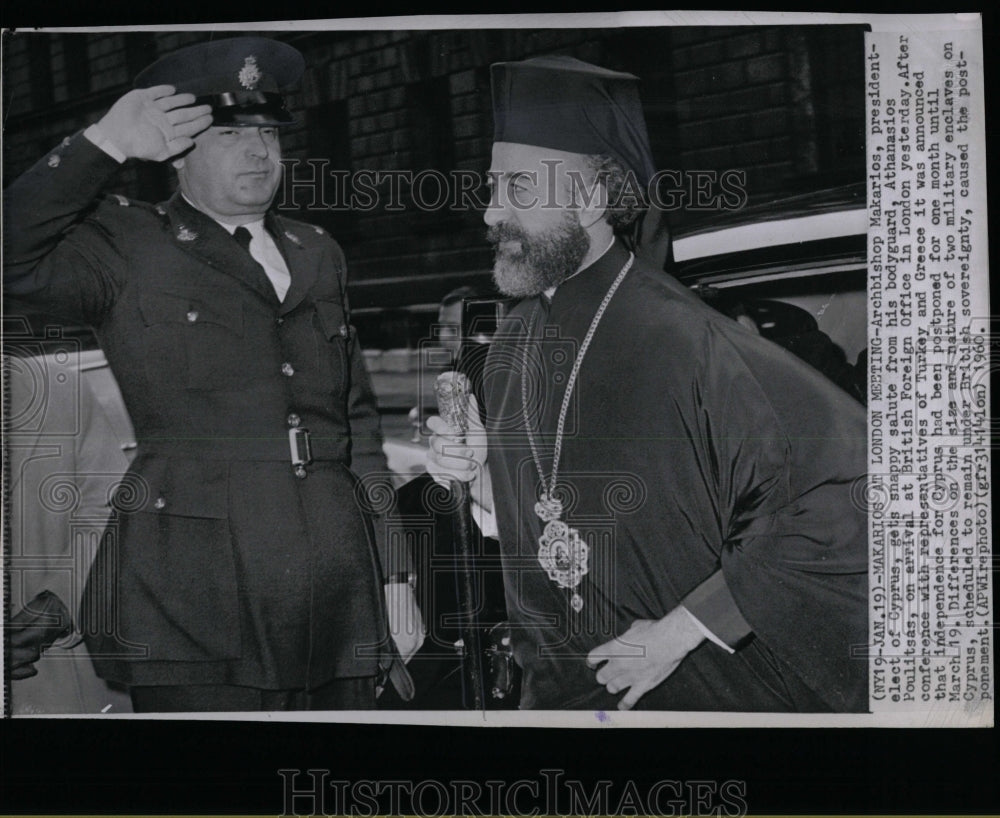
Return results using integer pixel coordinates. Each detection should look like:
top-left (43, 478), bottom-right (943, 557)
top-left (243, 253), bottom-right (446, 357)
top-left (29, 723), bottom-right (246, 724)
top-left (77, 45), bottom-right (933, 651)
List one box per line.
top-left (484, 240), bottom-right (868, 712)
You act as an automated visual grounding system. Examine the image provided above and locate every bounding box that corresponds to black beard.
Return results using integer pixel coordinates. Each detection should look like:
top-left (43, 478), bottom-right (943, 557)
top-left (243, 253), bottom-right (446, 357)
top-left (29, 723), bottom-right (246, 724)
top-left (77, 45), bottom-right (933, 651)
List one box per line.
top-left (487, 214), bottom-right (591, 298)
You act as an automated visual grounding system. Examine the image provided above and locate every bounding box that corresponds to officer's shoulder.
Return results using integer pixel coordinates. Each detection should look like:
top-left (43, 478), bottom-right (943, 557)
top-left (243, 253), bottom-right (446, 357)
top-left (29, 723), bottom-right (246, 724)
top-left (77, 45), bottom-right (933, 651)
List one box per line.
top-left (273, 214), bottom-right (341, 247)
top-left (87, 194), bottom-right (162, 235)
top-left (94, 193), bottom-right (161, 221)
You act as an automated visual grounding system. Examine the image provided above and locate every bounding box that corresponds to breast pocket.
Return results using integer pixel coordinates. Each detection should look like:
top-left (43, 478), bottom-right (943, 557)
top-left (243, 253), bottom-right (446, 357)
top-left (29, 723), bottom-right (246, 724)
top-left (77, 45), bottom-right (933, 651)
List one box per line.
top-left (139, 289), bottom-right (252, 391)
top-left (313, 299), bottom-right (350, 392)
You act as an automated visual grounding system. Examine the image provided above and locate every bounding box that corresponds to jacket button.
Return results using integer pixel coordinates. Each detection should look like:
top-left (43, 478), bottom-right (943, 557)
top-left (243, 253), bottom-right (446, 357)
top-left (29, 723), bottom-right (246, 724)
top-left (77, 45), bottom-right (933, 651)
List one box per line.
top-left (154, 497), bottom-right (166, 510)
top-left (281, 362), bottom-right (295, 377)
top-left (186, 310), bottom-right (199, 322)
top-left (48, 154), bottom-right (61, 168)
top-left (276, 317), bottom-right (285, 326)
top-left (287, 413), bottom-right (301, 427)
top-left (339, 324), bottom-right (348, 338)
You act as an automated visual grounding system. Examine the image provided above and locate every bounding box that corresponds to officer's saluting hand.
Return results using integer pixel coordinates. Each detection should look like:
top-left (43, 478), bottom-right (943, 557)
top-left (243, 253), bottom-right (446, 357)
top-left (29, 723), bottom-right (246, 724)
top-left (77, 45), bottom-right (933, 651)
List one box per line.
top-left (96, 85), bottom-right (213, 162)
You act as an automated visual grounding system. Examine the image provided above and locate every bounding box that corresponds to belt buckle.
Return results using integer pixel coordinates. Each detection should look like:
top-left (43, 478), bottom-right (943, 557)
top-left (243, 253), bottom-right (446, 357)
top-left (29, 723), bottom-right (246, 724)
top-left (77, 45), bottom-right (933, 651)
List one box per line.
top-left (289, 427), bottom-right (313, 478)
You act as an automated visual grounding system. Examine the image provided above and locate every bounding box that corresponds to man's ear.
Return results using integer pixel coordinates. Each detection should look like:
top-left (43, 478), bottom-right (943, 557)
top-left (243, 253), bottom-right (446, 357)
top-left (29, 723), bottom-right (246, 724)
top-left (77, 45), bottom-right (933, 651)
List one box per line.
top-left (578, 174), bottom-right (609, 230)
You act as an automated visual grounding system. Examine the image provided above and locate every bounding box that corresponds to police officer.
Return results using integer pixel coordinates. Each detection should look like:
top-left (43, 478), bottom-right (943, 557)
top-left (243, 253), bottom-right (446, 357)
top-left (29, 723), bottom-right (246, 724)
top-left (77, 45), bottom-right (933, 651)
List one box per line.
top-left (4, 36), bottom-right (423, 711)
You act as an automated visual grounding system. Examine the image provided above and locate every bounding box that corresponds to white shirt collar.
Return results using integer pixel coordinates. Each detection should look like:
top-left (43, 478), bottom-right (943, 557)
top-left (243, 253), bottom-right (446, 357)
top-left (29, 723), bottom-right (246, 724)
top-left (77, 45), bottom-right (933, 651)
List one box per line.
top-left (180, 194), bottom-right (265, 236)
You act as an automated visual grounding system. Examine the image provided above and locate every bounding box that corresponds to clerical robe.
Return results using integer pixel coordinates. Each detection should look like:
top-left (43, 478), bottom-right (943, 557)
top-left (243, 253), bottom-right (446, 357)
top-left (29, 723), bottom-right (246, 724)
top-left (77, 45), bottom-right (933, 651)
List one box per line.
top-left (484, 240), bottom-right (868, 712)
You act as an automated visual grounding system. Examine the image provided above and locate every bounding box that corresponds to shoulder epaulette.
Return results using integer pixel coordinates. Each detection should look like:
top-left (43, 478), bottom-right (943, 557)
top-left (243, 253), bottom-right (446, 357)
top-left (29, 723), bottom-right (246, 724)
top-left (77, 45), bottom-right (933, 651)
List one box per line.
top-left (274, 214), bottom-right (333, 246)
top-left (100, 194), bottom-right (159, 216)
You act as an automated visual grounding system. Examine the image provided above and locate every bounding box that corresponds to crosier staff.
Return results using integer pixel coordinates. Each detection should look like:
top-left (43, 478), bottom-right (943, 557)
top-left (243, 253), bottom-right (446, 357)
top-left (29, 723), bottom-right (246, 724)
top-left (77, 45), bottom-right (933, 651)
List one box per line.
top-left (433, 371), bottom-right (487, 710)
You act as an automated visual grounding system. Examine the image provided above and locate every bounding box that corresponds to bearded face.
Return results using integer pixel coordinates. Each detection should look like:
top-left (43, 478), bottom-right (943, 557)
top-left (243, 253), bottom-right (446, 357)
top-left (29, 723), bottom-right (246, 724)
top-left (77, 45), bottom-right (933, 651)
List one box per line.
top-left (484, 143), bottom-right (597, 298)
top-left (487, 208), bottom-right (591, 298)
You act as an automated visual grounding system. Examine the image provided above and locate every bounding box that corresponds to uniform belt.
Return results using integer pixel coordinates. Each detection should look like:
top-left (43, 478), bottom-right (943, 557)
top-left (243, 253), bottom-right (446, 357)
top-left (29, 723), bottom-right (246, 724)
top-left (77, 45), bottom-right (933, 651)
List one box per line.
top-left (137, 431), bottom-right (347, 464)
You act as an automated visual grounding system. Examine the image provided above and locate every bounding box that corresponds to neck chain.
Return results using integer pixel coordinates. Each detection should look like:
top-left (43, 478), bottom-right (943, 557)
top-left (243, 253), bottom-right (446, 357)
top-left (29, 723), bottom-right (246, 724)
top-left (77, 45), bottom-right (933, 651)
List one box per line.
top-left (519, 252), bottom-right (634, 611)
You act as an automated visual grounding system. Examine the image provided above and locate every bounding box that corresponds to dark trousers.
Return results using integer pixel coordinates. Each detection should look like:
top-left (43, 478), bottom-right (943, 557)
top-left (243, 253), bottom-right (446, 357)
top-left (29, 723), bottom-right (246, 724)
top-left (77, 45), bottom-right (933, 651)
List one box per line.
top-left (130, 676), bottom-right (376, 712)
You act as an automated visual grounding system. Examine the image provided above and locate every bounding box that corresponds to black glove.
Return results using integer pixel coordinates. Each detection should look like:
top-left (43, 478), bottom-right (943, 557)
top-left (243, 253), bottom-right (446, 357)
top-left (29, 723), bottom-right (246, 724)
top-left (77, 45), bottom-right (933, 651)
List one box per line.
top-left (8, 590), bottom-right (73, 680)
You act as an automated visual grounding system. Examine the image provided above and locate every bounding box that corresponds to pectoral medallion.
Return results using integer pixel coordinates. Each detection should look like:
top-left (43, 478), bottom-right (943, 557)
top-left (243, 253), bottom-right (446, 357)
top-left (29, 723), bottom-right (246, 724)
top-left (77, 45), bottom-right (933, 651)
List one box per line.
top-left (534, 491), bottom-right (588, 611)
top-left (520, 254), bottom-right (635, 617)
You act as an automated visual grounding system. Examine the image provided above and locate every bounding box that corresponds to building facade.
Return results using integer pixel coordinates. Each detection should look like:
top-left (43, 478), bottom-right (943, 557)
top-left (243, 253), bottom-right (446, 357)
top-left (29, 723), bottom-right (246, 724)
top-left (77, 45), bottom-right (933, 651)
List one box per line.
top-left (3, 25), bottom-right (865, 346)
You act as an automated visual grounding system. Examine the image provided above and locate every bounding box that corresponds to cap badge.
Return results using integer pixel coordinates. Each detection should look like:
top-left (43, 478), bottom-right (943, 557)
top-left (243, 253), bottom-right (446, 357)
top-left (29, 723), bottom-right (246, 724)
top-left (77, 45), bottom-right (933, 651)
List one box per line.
top-left (176, 225), bottom-right (198, 242)
top-left (238, 55), bottom-right (262, 90)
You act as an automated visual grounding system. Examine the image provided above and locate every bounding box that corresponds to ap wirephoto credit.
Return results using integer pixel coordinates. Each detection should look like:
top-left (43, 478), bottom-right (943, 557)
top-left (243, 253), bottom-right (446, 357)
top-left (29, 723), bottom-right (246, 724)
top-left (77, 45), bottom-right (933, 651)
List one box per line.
top-left (2, 14), bottom-right (991, 728)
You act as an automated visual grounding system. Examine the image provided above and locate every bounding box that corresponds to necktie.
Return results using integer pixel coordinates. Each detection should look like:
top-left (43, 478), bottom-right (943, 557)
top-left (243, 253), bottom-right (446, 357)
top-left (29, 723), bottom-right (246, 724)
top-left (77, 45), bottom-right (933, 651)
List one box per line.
top-left (233, 225), bottom-right (291, 302)
top-left (233, 225), bottom-right (256, 257)
top-left (232, 225), bottom-right (273, 295)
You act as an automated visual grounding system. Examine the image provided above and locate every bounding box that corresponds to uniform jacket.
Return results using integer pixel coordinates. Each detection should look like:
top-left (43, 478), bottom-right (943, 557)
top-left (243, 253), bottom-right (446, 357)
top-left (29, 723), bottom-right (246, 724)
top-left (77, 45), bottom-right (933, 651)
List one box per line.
top-left (485, 240), bottom-right (868, 712)
top-left (4, 133), bottom-right (404, 690)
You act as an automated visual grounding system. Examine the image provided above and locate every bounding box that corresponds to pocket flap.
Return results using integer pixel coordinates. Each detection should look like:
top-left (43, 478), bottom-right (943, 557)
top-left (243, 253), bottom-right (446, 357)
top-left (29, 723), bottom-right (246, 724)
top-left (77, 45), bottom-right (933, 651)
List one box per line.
top-left (314, 299), bottom-right (350, 341)
top-left (139, 289), bottom-right (244, 336)
top-left (116, 458), bottom-right (229, 519)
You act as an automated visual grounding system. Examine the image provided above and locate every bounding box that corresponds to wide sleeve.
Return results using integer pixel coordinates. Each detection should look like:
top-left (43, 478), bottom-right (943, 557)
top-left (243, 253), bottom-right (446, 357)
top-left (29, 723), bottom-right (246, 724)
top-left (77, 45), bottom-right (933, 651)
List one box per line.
top-left (700, 323), bottom-right (868, 711)
top-left (3, 131), bottom-right (125, 325)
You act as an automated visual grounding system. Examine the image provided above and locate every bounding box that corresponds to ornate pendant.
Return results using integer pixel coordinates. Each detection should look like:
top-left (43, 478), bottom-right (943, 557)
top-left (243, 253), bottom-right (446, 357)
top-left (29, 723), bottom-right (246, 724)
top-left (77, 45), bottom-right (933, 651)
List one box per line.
top-left (537, 517), bottom-right (589, 612)
top-left (534, 491), bottom-right (564, 522)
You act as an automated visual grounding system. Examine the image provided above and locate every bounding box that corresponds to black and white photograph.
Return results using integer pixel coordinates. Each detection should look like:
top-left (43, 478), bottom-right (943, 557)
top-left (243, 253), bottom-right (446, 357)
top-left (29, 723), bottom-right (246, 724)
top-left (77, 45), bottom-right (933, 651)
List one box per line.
top-left (2, 11), bottom-right (990, 731)
top-left (2, 11), bottom-right (996, 818)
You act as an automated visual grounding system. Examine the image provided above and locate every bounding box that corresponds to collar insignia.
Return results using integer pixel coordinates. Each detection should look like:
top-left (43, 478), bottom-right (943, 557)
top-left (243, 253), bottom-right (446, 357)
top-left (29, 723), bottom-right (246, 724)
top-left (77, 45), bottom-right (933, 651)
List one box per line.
top-left (176, 225), bottom-right (198, 242)
top-left (238, 56), bottom-right (262, 90)
top-left (284, 230), bottom-right (301, 245)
